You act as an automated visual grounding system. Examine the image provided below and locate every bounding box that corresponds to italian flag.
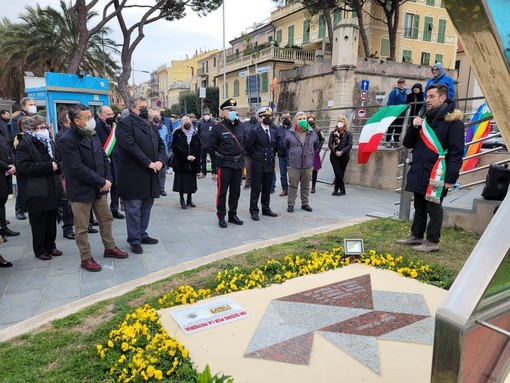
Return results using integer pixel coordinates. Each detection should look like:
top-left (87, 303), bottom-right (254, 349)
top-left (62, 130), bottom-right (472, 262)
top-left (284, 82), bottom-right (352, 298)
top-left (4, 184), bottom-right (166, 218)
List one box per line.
top-left (358, 105), bottom-right (408, 164)
top-left (103, 123), bottom-right (116, 156)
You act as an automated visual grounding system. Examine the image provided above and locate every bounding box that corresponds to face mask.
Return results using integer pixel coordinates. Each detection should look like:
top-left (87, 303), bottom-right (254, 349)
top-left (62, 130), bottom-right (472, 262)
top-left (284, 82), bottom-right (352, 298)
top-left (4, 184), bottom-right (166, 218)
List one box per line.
top-left (183, 123), bottom-right (191, 130)
top-left (308, 121), bottom-right (315, 128)
top-left (138, 108), bottom-right (149, 119)
top-left (152, 117), bottom-right (161, 124)
top-left (203, 115), bottom-right (210, 121)
top-left (34, 129), bottom-right (50, 140)
top-left (250, 116), bottom-right (257, 124)
top-left (27, 105), bottom-right (37, 115)
top-left (85, 118), bottom-right (96, 131)
top-left (262, 117), bottom-right (273, 126)
top-left (228, 111), bottom-right (237, 121)
top-left (282, 118), bottom-right (291, 126)
top-left (297, 119), bottom-right (309, 130)
top-left (337, 122), bottom-right (344, 129)
top-left (105, 117), bottom-right (116, 125)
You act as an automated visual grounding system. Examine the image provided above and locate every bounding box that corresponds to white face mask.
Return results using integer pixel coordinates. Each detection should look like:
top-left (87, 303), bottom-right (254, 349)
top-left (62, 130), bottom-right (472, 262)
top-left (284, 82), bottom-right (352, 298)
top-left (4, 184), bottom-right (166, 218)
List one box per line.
top-left (27, 105), bottom-right (37, 115)
top-left (203, 115), bottom-right (210, 121)
top-left (84, 118), bottom-right (96, 131)
top-left (34, 129), bottom-right (50, 140)
top-left (337, 122), bottom-right (344, 129)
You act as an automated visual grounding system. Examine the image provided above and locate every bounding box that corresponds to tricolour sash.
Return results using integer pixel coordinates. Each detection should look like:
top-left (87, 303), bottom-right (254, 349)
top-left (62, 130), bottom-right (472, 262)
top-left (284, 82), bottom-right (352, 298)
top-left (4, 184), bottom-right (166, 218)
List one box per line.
top-left (419, 118), bottom-right (447, 204)
top-left (103, 122), bottom-right (116, 156)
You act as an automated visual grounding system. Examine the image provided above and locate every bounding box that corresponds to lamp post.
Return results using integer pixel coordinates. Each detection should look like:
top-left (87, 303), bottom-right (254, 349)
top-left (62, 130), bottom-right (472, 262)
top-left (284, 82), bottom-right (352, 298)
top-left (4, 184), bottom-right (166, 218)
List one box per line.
top-left (132, 61), bottom-right (150, 85)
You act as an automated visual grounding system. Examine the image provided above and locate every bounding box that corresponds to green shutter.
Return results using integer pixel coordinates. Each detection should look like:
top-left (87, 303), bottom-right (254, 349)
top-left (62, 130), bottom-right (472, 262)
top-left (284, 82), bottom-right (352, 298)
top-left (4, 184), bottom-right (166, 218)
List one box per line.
top-left (403, 49), bottom-right (413, 63)
top-left (303, 19), bottom-right (310, 43)
top-left (426, 0), bottom-right (435, 5)
top-left (423, 16), bottom-right (433, 41)
top-left (435, 53), bottom-right (444, 64)
top-left (333, 9), bottom-right (342, 25)
top-left (276, 30), bottom-right (282, 43)
top-left (421, 52), bottom-right (430, 65)
top-left (233, 79), bottom-right (239, 97)
top-left (413, 15), bottom-right (420, 39)
top-left (437, 19), bottom-right (446, 43)
top-left (261, 73), bottom-right (268, 93)
top-left (381, 38), bottom-right (390, 57)
top-left (288, 25), bottom-right (294, 46)
top-left (318, 15), bottom-right (326, 38)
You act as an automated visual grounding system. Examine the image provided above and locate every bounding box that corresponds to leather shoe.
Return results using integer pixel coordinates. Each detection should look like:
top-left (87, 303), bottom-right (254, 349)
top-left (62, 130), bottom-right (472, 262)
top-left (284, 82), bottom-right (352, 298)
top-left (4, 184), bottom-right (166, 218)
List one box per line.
top-left (301, 205), bottom-right (313, 212)
top-left (337, 191), bottom-right (346, 196)
top-left (89, 217), bottom-right (99, 226)
top-left (218, 218), bottom-right (227, 228)
top-left (160, 190), bottom-right (167, 196)
top-left (64, 232), bottom-right (75, 240)
top-left (1, 227), bottom-right (20, 236)
top-left (88, 224), bottom-right (99, 233)
top-left (47, 248), bottom-right (63, 256)
top-left (0, 255), bottom-right (12, 268)
top-left (141, 236), bottom-right (159, 244)
top-left (262, 210), bottom-right (278, 217)
top-left (311, 187), bottom-right (316, 194)
top-left (279, 190), bottom-right (288, 196)
top-left (15, 211), bottom-right (26, 220)
top-left (287, 205), bottom-right (294, 213)
top-left (112, 210), bottom-right (125, 219)
top-left (131, 244), bottom-right (143, 254)
top-left (35, 253), bottom-right (51, 261)
top-left (228, 215), bottom-right (244, 225)
top-left (251, 214), bottom-right (260, 221)
top-left (104, 247), bottom-right (129, 259)
top-left (81, 258), bottom-right (102, 272)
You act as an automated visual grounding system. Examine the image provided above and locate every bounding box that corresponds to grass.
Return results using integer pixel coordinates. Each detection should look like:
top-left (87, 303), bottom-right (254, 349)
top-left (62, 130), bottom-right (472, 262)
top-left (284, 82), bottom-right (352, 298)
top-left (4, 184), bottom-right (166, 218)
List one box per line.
top-left (0, 218), bottom-right (481, 383)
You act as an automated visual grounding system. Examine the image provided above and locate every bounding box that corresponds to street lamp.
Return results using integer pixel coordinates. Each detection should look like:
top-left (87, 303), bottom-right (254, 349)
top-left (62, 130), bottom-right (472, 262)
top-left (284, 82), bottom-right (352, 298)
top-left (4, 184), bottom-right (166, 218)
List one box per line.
top-left (132, 61), bottom-right (150, 85)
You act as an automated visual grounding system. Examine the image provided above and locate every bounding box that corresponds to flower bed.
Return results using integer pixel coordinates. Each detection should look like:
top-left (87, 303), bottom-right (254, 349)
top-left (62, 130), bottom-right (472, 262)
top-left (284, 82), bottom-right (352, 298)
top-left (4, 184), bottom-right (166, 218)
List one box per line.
top-left (97, 247), bottom-right (453, 382)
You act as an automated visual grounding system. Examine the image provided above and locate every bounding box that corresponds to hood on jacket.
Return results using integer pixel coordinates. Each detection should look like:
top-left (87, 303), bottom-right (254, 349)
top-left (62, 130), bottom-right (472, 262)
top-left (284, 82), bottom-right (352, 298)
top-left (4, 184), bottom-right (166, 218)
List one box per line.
top-left (432, 62), bottom-right (444, 79)
top-left (412, 83), bottom-right (423, 92)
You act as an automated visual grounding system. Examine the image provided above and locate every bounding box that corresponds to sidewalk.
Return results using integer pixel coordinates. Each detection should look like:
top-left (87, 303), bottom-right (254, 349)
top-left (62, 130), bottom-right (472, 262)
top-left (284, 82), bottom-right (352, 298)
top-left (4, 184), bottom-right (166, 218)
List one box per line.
top-left (0, 174), bottom-right (398, 334)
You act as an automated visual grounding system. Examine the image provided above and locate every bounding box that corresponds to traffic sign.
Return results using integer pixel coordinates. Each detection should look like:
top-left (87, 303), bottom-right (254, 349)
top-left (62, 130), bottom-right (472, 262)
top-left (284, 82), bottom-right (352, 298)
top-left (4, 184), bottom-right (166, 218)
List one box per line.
top-left (199, 87), bottom-right (206, 98)
top-left (256, 65), bottom-right (270, 74)
top-left (359, 90), bottom-right (369, 101)
top-left (239, 69), bottom-right (250, 77)
top-left (360, 80), bottom-right (370, 91)
top-left (356, 108), bottom-right (367, 118)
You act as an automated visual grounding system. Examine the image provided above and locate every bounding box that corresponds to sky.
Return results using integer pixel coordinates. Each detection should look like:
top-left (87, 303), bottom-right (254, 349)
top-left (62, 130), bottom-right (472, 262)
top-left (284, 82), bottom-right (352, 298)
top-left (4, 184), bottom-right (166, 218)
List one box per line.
top-left (8, 0), bottom-right (276, 83)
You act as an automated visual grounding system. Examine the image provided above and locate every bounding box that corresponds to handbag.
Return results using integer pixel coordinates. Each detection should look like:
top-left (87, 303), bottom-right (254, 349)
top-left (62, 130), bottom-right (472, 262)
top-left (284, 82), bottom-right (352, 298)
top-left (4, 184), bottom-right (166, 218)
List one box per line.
top-left (167, 153), bottom-right (175, 167)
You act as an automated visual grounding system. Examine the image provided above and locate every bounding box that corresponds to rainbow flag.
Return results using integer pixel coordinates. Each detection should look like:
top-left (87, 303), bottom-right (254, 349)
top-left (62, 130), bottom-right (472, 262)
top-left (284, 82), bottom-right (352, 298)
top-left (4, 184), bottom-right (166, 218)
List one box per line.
top-left (462, 103), bottom-right (492, 171)
top-left (358, 105), bottom-right (408, 164)
top-left (103, 122), bottom-right (117, 156)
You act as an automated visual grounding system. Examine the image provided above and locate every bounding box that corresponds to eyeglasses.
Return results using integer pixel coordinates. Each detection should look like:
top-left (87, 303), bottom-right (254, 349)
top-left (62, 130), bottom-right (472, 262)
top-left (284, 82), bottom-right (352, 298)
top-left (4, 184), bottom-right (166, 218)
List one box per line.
top-left (33, 126), bottom-right (48, 131)
top-left (431, 68), bottom-right (439, 72)
top-left (298, 118), bottom-right (307, 121)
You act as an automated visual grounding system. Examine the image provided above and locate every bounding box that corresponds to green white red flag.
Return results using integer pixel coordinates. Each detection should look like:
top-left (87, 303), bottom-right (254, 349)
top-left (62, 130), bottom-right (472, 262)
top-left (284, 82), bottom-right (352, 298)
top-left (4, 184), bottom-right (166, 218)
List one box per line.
top-left (357, 105), bottom-right (408, 164)
top-left (103, 122), bottom-right (117, 156)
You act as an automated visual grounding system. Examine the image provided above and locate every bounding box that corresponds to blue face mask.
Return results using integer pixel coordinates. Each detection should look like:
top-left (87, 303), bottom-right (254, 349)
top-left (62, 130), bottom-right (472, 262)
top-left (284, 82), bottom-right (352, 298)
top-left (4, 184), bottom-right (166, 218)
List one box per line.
top-left (228, 111), bottom-right (237, 121)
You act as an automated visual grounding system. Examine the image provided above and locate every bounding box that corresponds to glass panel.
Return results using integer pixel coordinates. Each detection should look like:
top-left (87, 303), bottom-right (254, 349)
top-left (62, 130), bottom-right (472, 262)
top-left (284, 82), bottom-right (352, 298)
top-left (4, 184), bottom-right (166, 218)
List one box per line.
top-left (233, 79), bottom-right (239, 97)
top-left (404, 13), bottom-right (414, 38)
top-left (421, 51), bottom-right (430, 65)
top-left (486, 0), bottom-right (510, 64)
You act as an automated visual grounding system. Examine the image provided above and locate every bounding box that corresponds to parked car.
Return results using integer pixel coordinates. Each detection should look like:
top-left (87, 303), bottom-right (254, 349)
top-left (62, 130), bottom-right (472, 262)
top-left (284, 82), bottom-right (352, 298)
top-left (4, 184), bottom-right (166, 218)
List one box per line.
top-left (482, 123), bottom-right (507, 150)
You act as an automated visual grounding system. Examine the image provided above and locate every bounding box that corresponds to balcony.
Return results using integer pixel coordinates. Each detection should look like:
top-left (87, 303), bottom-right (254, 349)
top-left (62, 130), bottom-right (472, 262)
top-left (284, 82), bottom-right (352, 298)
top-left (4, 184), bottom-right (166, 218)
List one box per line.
top-left (223, 46), bottom-right (316, 72)
top-left (197, 67), bottom-right (207, 76)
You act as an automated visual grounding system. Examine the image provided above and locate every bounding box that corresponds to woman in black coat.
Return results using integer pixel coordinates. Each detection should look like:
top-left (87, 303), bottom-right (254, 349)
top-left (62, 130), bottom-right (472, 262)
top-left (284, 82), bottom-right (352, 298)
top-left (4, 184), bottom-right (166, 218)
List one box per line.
top-left (171, 116), bottom-right (201, 209)
top-left (328, 114), bottom-right (353, 196)
top-left (15, 116), bottom-right (64, 260)
top-left (0, 132), bottom-right (19, 240)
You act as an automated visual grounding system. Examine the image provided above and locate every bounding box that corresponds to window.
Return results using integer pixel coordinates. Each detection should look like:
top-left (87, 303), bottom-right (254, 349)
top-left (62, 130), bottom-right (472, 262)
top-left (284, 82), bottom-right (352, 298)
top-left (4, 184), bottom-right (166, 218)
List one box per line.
top-left (288, 25), bottom-right (295, 46)
top-left (235, 48), bottom-right (240, 58)
top-left (404, 13), bottom-right (415, 38)
top-left (268, 35), bottom-right (273, 43)
top-left (333, 9), bottom-right (342, 26)
top-left (351, 10), bottom-right (357, 18)
top-left (435, 53), bottom-right (444, 64)
top-left (455, 60), bottom-right (461, 71)
top-left (423, 16), bottom-right (433, 42)
top-left (276, 30), bottom-right (282, 44)
top-left (413, 15), bottom-right (420, 39)
top-left (213, 57), bottom-right (216, 67)
top-left (440, 0), bottom-right (445, 8)
top-left (381, 37), bottom-right (390, 57)
top-left (421, 51), bottom-right (430, 65)
top-left (426, 0), bottom-right (435, 5)
top-left (205, 61), bottom-right (209, 72)
top-left (318, 15), bottom-right (326, 39)
top-left (261, 72), bottom-right (268, 92)
top-left (233, 79), bottom-right (239, 97)
top-left (303, 19), bottom-right (310, 43)
top-left (403, 49), bottom-right (413, 63)
top-left (437, 19), bottom-right (447, 43)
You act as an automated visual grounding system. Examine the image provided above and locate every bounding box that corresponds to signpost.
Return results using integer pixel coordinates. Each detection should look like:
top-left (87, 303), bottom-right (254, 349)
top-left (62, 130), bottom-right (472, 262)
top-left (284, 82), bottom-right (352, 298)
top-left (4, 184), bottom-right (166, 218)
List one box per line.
top-left (356, 108), bottom-right (367, 118)
top-left (359, 90), bottom-right (369, 102)
top-left (256, 65), bottom-right (270, 74)
top-left (360, 79), bottom-right (370, 91)
top-left (239, 69), bottom-right (250, 78)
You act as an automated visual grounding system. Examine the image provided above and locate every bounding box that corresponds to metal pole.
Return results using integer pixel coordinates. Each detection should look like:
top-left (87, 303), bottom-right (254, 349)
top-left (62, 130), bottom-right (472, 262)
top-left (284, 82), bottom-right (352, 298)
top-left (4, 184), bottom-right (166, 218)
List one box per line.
top-left (132, 61), bottom-right (135, 86)
top-left (398, 107), bottom-right (413, 220)
top-left (222, 1), bottom-right (227, 99)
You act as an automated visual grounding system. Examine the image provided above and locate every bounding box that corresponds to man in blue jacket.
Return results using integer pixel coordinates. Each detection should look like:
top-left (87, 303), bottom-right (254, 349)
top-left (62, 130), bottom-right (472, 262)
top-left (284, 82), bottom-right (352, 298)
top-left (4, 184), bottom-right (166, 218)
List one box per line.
top-left (425, 62), bottom-right (455, 100)
top-left (385, 78), bottom-right (408, 147)
top-left (57, 104), bottom-right (128, 272)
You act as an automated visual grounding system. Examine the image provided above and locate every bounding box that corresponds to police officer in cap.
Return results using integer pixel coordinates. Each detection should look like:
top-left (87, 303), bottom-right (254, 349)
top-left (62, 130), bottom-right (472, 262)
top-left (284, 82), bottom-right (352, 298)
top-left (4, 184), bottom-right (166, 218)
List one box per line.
top-left (208, 99), bottom-right (245, 228)
top-left (245, 107), bottom-right (278, 221)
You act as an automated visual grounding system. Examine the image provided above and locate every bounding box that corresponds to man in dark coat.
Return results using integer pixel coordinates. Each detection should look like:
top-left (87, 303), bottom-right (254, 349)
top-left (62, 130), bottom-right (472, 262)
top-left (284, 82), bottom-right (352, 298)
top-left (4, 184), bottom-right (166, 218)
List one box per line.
top-left (196, 108), bottom-right (216, 179)
top-left (95, 105), bottom-right (124, 219)
top-left (57, 104), bottom-right (128, 272)
top-left (0, 110), bottom-right (13, 144)
top-left (245, 107), bottom-right (278, 221)
top-left (241, 112), bottom-right (258, 189)
top-left (116, 96), bottom-right (166, 254)
top-left (208, 98), bottom-right (245, 228)
top-left (397, 84), bottom-right (464, 252)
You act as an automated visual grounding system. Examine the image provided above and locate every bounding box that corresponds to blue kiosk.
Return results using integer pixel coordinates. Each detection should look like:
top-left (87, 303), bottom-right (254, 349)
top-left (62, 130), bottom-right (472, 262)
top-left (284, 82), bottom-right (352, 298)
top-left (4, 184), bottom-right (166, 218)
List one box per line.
top-left (25, 72), bottom-right (109, 132)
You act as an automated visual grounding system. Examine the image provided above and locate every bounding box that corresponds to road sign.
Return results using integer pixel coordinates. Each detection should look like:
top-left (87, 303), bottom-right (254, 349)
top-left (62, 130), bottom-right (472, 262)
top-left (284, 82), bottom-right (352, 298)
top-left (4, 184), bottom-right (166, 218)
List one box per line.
top-left (356, 108), bottom-right (367, 118)
top-left (199, 87), bottom-right (206, 98)
top-left (256, 65), bottom-right (270, 74)
top-left (359, 90), bottom-right (369, 101)
top-left (360, 80), bottom-right (370, 91)
top-left (239, 69), bottom-right (250, 77)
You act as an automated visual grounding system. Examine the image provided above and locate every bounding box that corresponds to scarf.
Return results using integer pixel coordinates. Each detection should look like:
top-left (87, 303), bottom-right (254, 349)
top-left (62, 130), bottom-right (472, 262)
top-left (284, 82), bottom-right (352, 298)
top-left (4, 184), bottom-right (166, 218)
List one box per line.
top-left (420, 118), bottom-right (447, 204)
top-left (183, 127), bottom-right (195, 145)
top-left (26, 131), bottom-right (54, 158)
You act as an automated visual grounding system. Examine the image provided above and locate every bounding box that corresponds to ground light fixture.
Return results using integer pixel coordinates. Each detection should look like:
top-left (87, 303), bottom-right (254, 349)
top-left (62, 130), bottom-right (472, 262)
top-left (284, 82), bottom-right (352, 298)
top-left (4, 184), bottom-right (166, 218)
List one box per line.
top-left (343, 239), bottom-right (364, 255)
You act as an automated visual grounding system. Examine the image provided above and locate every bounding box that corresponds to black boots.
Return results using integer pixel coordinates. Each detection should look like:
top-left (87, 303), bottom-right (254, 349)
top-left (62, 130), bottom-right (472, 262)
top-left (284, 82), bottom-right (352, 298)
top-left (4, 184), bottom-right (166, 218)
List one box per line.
top-left (0, 226), bottom-right (20, 237)
top-left (186, 195), bottom-right (196, 208)
top-left (180, 196), bottom-right (187, 209)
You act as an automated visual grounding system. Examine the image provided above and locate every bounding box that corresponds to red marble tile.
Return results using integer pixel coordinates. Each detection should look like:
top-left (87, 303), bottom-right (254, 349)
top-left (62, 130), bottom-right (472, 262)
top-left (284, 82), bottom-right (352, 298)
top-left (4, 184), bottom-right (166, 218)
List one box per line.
top-left (277, 274), bottom-right (374, 309)
top-left (245, 332), bottom-right (314, 365)
top-left (320, 311), bottom-right (429, 337)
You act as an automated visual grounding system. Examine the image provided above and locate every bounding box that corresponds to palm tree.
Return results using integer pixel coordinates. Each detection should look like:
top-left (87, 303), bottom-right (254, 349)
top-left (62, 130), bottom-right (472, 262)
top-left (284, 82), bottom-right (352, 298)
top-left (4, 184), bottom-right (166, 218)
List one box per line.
top-left (0, 1), bottom-right (119, 102)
